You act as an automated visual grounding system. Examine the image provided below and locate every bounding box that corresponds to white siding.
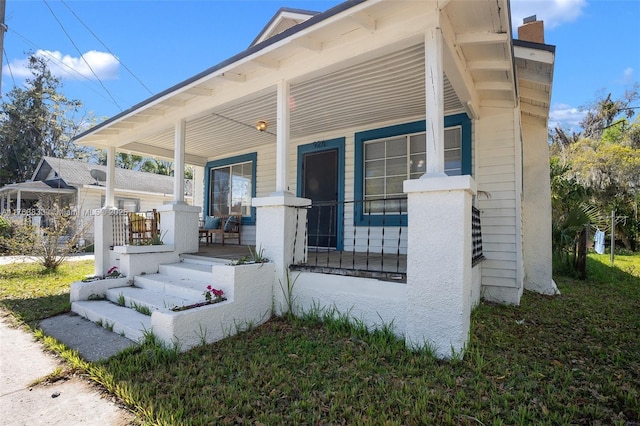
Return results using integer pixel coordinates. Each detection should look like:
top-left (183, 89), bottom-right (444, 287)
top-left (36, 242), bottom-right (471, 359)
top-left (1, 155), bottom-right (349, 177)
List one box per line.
top-left (75, 189), bottom-right (100, 242)
top-left (475, 108), bottom-right (523, 303)
top-left (239, 112), bottom-right (524, 268)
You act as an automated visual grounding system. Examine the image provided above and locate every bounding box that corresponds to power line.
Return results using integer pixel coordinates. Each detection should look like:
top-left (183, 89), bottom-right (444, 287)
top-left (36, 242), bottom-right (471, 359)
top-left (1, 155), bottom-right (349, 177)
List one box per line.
top-left (6, 29), bottom-right (123, 110)
top-left (42, 0), bottom-right (122, 111)
top-left (60, 0), bottom-right (154, 96)
top-left (3, 48), bottom-right (15, 89)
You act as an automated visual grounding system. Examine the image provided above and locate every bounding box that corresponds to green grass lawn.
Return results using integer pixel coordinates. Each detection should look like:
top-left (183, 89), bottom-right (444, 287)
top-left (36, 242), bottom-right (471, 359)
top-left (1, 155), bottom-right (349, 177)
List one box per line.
top-left (1, 255), bottom-right (639, 425)
top-left (0, 260), bottom-right (94, 323)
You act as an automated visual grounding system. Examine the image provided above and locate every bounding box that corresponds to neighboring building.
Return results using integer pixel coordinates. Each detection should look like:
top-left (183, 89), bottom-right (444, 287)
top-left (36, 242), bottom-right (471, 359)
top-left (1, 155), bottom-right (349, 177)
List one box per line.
top-left (71, 0), bottom-right (558, 357)
top-left (0, 156), bottom-right (193, 244)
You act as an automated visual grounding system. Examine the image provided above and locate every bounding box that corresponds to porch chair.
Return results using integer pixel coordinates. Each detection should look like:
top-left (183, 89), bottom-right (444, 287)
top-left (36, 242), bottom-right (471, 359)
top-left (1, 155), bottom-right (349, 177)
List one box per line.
top-left (198, 213), bottom-right (242, 246)
top-left (128, 209), bottom-right (160, 244)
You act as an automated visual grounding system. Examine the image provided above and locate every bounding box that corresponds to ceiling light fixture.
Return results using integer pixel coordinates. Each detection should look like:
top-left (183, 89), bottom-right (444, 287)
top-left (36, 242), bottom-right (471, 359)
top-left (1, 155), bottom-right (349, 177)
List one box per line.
top-left (256, 120), bottom-right (268, 132)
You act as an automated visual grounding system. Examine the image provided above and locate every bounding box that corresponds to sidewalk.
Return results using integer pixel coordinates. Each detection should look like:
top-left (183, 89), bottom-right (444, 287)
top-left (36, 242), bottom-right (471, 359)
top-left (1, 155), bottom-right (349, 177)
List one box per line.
top-left (0, 314), bottom-right (136, 426)
top-left (0, 253), bottom-right (95, 265)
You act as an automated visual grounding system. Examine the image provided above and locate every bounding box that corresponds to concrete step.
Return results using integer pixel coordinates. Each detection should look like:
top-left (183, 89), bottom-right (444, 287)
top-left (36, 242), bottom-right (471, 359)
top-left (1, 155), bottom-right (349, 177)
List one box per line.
top-left (105, 286), bottom-right (200, 313)
top-left (158, 262), bottom-right (213, 282)
top-left (134, 273), bottom-right (208, 300)
top-left (71, 300), bottom-right (152, 342)
top-left (181, 255), bottom-right (228, 266)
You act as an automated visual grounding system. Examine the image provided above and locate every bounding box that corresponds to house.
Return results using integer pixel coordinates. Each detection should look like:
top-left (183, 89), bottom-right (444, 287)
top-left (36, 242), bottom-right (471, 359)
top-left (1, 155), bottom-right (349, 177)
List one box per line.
top-left (0, 156), bottom-right (193, 244)
top-left (72, 0), bottom-right (557, 358)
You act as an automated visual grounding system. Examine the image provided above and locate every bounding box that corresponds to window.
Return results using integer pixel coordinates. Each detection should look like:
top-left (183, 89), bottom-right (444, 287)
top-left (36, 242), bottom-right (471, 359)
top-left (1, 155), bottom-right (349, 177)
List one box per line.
top-left (100, 196), bottom-right (140, 212)
top-left (204, 153), bottom-right (257, 223)
top-left (354, 114), bottom-right (471, 225)
top-left (363, 132), bottom-right (425, 213)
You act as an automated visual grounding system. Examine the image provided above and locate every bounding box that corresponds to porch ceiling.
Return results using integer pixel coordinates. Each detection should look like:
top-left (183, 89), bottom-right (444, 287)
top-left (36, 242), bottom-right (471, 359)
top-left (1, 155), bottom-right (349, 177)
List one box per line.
top-left (75, 0), bottom-right (518, 166)
top-left (119, 43), bottom-right (464, 164)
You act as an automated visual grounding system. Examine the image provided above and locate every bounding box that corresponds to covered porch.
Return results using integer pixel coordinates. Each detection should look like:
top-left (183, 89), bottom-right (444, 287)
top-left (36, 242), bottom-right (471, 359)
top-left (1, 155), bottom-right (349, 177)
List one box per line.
top-left (0, 181), bottom-right (75, 215)
top-left (73, 0), bottom-right (553, 357)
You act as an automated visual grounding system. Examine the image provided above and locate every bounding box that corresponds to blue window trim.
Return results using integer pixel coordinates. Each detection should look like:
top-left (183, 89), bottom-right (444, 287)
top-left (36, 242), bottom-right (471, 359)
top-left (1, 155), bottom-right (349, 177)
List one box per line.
top-left (204, 152), bottom-right (257, 225)
top-left (297, 138), bottom-right (345, 251)
top-left (354, 113), bottom-right (471, 226)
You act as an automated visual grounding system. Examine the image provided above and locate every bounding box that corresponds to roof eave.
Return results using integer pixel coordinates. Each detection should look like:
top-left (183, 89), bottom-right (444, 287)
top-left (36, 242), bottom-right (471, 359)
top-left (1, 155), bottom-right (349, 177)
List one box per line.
top-left (73, 0), bottom-right (367, 144)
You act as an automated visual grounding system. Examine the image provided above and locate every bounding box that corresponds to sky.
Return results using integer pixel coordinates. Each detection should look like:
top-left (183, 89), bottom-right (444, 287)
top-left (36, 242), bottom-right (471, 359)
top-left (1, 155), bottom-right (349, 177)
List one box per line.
top-left (2, 0), bottom-right (639, 133)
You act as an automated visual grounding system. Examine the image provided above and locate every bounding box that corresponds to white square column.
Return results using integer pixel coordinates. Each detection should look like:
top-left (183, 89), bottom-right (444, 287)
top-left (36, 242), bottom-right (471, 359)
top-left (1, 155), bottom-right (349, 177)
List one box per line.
top-left (173, 119), bottom-right (186, 204)
top-left (424, 26), bottom-right (446, 176)
top-left (274, 80), bottom-right (293, 196)
top-left (404, 175), bottom-right (476, 358)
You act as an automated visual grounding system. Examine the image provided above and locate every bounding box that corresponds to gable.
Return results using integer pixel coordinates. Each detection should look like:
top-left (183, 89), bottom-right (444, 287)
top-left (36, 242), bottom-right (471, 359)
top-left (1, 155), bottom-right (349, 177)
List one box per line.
top-left (250, 7), bottom-right (318, 47)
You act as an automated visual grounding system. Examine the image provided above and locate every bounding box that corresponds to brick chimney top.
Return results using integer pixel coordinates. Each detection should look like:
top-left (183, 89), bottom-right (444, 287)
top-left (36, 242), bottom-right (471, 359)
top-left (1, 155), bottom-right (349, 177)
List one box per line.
top-left (518, 15), bottom-right (545, 44)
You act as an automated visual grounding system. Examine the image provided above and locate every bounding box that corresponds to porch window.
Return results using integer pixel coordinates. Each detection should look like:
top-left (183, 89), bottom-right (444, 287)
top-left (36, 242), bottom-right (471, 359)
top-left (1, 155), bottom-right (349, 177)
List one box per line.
top-left (354, 114), bottom-right (471, 225)
top-left (204, 153), bottom-right (257, 224)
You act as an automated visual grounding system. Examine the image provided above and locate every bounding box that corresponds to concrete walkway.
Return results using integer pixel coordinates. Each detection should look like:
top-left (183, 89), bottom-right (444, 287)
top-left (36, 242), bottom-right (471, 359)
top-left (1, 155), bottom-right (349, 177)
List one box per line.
top-left (0, 313), bottom-right (136, 425)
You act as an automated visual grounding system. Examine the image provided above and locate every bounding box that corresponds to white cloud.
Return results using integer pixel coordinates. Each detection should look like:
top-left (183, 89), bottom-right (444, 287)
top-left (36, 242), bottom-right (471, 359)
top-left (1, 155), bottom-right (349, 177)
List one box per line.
top-left (6, 49), bottom-right (119, 81)
top-left (549, 103), bottom-right (586, 131)
top-left (622, 67), bottom-right (634, 83)
top-left (511, 0), bottom-right (587, 30)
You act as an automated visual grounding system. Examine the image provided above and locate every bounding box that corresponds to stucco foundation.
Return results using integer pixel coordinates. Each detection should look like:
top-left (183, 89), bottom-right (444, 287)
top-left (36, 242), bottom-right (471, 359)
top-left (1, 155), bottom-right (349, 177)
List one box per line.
top-left (70, 277), bottom-right (131, 302)
top-left (294, 272), bottom-right (407, 336)
top-left (113, 245), bottom-right (179, 277)
top-left (151, 262), bottom-right (274, 351)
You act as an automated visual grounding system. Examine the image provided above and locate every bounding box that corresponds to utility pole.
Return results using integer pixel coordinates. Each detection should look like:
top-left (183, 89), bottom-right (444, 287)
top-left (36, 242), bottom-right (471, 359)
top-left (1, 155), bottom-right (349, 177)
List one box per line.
top-left (0, 0), bottom-right (6, 96)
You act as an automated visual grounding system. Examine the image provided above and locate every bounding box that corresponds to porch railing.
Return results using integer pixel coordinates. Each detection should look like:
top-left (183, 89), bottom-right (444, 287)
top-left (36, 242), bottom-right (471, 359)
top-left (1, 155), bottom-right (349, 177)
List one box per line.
top-left (290, 199), bottom-right (485, 281)
top-left (112, 213), bottom-right (128, 246)
top-left (290, 198), bottom-right (407, 282)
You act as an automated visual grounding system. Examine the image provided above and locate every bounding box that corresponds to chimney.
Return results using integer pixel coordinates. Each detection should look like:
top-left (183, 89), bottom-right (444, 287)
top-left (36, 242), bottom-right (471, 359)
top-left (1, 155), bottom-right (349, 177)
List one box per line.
top-left (518, 15), bottom-right (545, 44)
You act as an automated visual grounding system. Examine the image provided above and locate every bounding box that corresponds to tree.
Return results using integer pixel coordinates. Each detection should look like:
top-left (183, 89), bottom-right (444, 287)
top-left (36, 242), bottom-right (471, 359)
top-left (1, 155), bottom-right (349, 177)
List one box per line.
top-left (550, 87), bottom-right (640, 254)
top-left (580, 84), bottom-right (638, 140)
top-left (93, 150), bottom-right (145, 170)
top-left (141, 158), bottom-right (173, 175)
top-left (549, 157), bottom-right (603, 270)
top-left (0, 54), bottom-right (92, 186)
top-left (0, 197), bottom-right (91, 270)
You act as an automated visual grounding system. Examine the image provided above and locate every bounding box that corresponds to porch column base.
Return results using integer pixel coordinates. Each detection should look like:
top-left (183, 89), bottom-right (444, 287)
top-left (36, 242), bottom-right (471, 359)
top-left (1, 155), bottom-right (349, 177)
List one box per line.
top-left (157, 203), bottom-right (201, 254)
top-left (94, 208), bottom-right (116, 277)
top-left (252, 195), bottom-right (311, 316)
top-left (403, 174), bottom-right (476, 359)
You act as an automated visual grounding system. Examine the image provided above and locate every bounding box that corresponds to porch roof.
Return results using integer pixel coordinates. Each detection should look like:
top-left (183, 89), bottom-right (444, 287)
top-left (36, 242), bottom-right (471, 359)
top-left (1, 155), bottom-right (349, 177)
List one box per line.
top-left (0, 181), bottom-right (75, 199)
top-left (74, 0), bottom-right (553, 166)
